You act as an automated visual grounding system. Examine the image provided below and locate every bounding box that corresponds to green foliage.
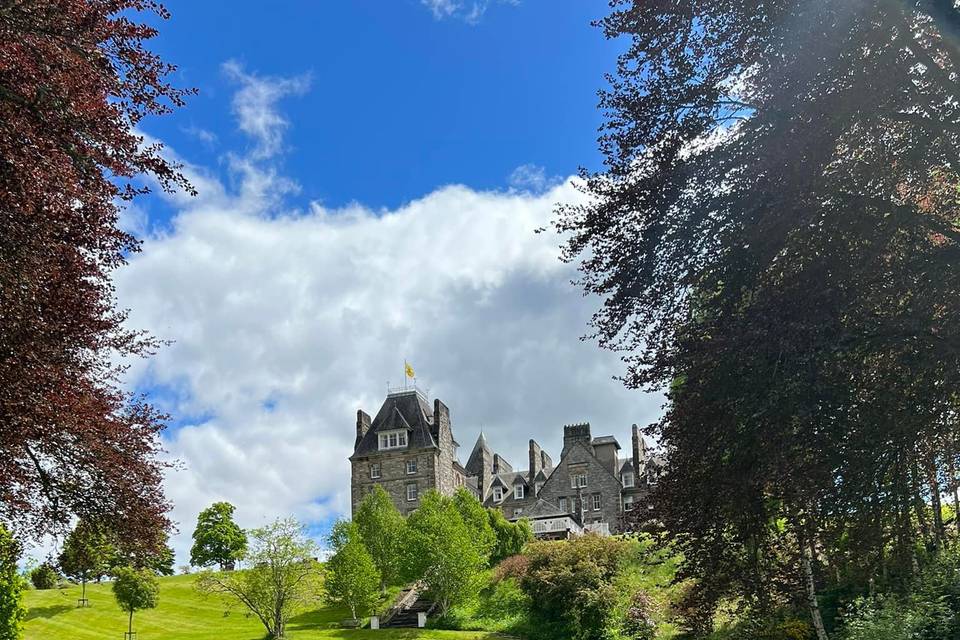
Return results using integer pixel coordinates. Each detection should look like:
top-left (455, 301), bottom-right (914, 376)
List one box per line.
top-left (196, 518), bottom-right (322, 639)
top-left (621, 591), bottom-right (657, 640)
top-left (0, 526), bottom-right (25, 640)
top-left (438, 570), bottom-right (532, 635)
top-left (325, 520), bottom-right (380, 620)
top-left (353, 485), bottom-right (405, 590)
top-left (29, 564), bottom-right (58, 590)
top-left (403, 490), bottom-right (483, 615)
top-left (190, 502), bottom-right (247, 570)
top-left (519, 534), bottom-right (627, 640)
top-left (58, 520), bottom-right (113, 598)
top-left (112, 566), bottom-right (159, 634)
top-left (453, 488), bottom-right (496, 566)
top-left (487, 508), bottom-right (532, 564)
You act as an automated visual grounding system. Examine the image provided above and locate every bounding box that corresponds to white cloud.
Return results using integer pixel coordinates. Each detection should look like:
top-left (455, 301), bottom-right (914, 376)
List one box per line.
top-left (221, 61), bottom-right (310, 160)
top-left (74, 65), bottom-right (662, 567)
top-left (420, 0), bottom-right (517, 24)
top-left (508, 163), bottom-right (562, 193)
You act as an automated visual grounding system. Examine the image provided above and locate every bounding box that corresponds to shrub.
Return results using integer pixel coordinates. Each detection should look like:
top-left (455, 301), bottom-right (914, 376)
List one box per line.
top-left (493, 554), bottom-right (530, 582)
top-left (0, 526), bottom-right (26, 640)
top-left (622, 590), bottom-right (657, 640)
top-left (29, 564), bottom-right (58, 590)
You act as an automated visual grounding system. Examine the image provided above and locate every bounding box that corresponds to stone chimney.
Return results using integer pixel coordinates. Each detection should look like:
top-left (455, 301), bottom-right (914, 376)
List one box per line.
top-left (492, 453), bottom-right (512, 475)
top-left (631, 424), bottom-right (645, 477)
top-left (356, 410), bottom-right (371, 448)
top-left (528, 439), bottom-right (542, 486)
top-left (562, 423), bottom-right (592, 456)
top-left (433, 399), bottom-right (451, 443)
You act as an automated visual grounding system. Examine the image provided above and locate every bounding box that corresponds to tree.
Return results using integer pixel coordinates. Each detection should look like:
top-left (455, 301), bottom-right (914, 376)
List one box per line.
top-left (0, 0), bottom-right (193, 550)
top-left (190, 502), bottom-right (247, 570)
top-left (488, 508), bottom-right (533, 565)
top-left (353, 486), bottom-right (404, 592)
top-left (29, 564), bottom-right (58, 590)
top-left (403, 490), bottom-right (483, 615)
top-left (325, 520), bottom-right (380, 620)
top-left (112, 567), bottom-right (159, 639)
top-left (111, 529), bottom-right (176, 577)
top-left (58, 520), bottom-right (112, 603)
top-left (0, 526), bottom-right (25, 640)
top-left (556, 0), bottom-right (960, 634)
top-left (452, 487), bottom-right (496, 566)
top-left (519, 535), bottom-right (627, 640)
top-left (196, 518), bottom-right (322, 639)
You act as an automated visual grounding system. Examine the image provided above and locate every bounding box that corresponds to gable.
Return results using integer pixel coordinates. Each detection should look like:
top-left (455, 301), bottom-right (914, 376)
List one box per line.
top-left (539, 440), bottom-right (621, 496)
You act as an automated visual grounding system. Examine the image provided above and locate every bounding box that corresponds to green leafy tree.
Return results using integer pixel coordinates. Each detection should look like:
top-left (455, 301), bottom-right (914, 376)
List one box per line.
top-left (190, 502), bottom-right (247, 570)
top-left (353, 485), bottom-right (404, 591)
top-left (325, 520), bottom-right (380, 620)
top-left (453, 487), bottom-right (496, 566)
top-left (0, 526), bottom-right (25, 640)
top-left (403, 490), bottom-right (483, 615)
top-left (112, 567), bottom-right (159, 639)
top-left (519, 534), bottom-right (627, 640)
top-left (58, 520), bottom-right (112, 603)
top-left (29, 563), bottom-right (57, 590)
top-left (488, 508), bottom-right (533, 565)
top-left (196, 518), bottom-right (322, 639)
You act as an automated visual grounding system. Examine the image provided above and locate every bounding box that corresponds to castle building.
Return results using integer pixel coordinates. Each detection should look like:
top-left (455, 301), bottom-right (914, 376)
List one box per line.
top-left (349, 386), bottom-right (661, 537)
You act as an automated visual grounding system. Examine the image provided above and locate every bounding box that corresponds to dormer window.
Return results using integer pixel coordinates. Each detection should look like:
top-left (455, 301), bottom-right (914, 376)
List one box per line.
top-left (514, 485), bottom-right (525, 500)
top-left (493, 487), bottom-right (503, 501)
top-left (378, 429), bottom-right (408, 450)
top-left (622, 472), bottom-right (634, 488)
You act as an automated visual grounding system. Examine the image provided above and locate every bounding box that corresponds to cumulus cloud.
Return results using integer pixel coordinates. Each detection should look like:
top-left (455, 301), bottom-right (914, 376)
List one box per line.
top-left (508, 163), bottom-right (562, 194)
top-left (92, 64), bottom-right (663, 565)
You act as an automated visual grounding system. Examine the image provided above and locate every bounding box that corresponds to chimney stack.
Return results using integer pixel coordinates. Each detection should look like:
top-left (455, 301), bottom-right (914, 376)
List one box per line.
top-left (528, 440), bottom-right (542, 486)
top-left (562, 423), bottom-right (592, 457)
top-left (631, 423), bottom-right (644, 478)
top-left (356, 410), bottom-right (371, 448)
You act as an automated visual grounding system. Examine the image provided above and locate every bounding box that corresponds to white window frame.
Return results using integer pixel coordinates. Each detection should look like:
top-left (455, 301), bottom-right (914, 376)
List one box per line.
top-left (592, 494), bottom-right (601, 511)
top-left (406, 483), bottom-right (418, 502)
top-left (370, 463), bottom-right (381, 479)
top-left (493, 487), bottom-right (503, 502)
top-left (379, 429), bottom-right (408, 450)
top-left (624, 495), bottom-right (635, 511)
top-left (622, 472), bottom-right (634, 488)
top-left (570, 473), bottom-right (588, 488)
top-left (514, 485), bottom-right (525, 500)
top-left (406, 458), bottom-right (417, 474)
top-left (558, 497), bottom-right (567, 512)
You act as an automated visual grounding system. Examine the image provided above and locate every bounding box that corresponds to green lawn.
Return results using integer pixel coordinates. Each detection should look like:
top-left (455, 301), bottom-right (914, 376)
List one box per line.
top-left (22, 574), bottom-right (506, 640)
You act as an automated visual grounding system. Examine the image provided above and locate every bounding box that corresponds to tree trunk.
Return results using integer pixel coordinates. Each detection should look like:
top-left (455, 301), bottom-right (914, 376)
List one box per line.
top-left (802, 540), bottom-right (829, 640)
top-left (926, 455), bottom-right (944, 546)
top-left (128, 609), bottom-right (133, 636)
top-left (948, 450), bottom-right (960, 533)
top-left (81, 578), bottom-right (86, 602)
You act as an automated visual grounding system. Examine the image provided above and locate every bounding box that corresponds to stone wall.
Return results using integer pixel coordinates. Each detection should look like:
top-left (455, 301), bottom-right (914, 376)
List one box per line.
top-left (433, 399), bottom-right (457, 498)
top-left (351, 448), bottom-right (439, 516)
top-left (538, 441), bottom-right (625, 531)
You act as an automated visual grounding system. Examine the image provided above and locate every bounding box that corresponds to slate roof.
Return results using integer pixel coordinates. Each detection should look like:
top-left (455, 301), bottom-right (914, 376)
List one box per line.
top-left (592, 435), bottom-right (621, 448)
top-left (350, 390), bottom-right (437, 459)
top-left (464, 432), bottom-right (492, 476)
top-left (619, 458), bottom-right (634, 473)
top-left (523, 498), bottom-right (566, 519)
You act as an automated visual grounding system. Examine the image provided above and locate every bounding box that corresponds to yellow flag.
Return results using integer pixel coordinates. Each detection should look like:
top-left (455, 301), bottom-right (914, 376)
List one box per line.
top-left (405, 362), bottom-right (415, 379)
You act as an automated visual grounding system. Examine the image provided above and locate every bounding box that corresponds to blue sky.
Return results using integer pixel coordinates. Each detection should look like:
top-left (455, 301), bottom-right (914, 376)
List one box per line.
top-left (34, 1), bottom-right (664, 564)
top-left (140, 1), bottom-right (619, 221)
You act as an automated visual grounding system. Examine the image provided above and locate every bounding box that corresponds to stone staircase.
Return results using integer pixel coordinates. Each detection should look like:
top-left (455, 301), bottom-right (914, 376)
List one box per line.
top-left (380, 583), bottom-right (437, 628)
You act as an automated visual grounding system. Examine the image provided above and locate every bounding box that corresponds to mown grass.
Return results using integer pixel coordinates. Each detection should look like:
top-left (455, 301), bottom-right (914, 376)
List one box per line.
top-left (22, 574), bottom-right (507, 640)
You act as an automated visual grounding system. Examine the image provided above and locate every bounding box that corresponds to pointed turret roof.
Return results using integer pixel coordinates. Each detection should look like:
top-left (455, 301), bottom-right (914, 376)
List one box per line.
top-left (465, 431), bottom-right (492, 476)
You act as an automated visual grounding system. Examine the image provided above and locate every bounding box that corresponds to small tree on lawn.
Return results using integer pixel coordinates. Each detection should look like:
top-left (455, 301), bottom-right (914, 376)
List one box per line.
top-left (112, 567), bottom-right (159, 639)
top-left (190, 502), bottom-right (247, 570)
top-left (59, 519), bottom-right (112, 604)
top-left (196, 518), bottom-right (322, 639)
top-left (325, 520), bottom-right (380, 620)
top-left (30, 564), bottom-right (58, 590)
top-left (452, 487), bottom-right (496, 566)
top-left (353, 485), bottom-right (404, 592)
top-left (0, 525), bottom-right (26, 640)
top-left (403, 490), bottom-right (482, 616)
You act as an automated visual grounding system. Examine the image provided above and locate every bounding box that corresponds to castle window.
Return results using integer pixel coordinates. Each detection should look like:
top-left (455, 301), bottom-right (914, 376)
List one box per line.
top-left (379, 429), bottom-right (408, 450)
top-left (406, 483), bottom-right (418, 501)
top-left (370, 463), bottom-right (381, 479)
top-left (624, 495), bottom-right (635, 511)
top-left (493, 487), bottom-right (503, 502)
top-left (559, 497), bottom-right (567, 512)
top-left (514, 485), bottom-right (525, 500)
top-left (570, 473), bottom-right (588, 489)
top-left (622, 472), bottom-right (634, 488)
top-left (406, 459), bottom-right (417, 474)
top-left (592, 494), bottom-right (601, 511)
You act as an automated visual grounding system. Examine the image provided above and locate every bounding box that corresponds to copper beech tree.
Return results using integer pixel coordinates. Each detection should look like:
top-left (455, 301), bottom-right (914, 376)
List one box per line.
top-left (0, 0), bottom-right (193, 549)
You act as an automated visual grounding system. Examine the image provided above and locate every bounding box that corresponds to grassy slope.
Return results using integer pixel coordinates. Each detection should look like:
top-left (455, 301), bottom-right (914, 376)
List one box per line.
top-left (23, 574), bottom-right (504, 640)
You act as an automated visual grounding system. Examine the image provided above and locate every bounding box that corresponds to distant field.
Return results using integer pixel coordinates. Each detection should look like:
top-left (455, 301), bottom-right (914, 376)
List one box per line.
top-left (22, 574), bottom-right (504, 640)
